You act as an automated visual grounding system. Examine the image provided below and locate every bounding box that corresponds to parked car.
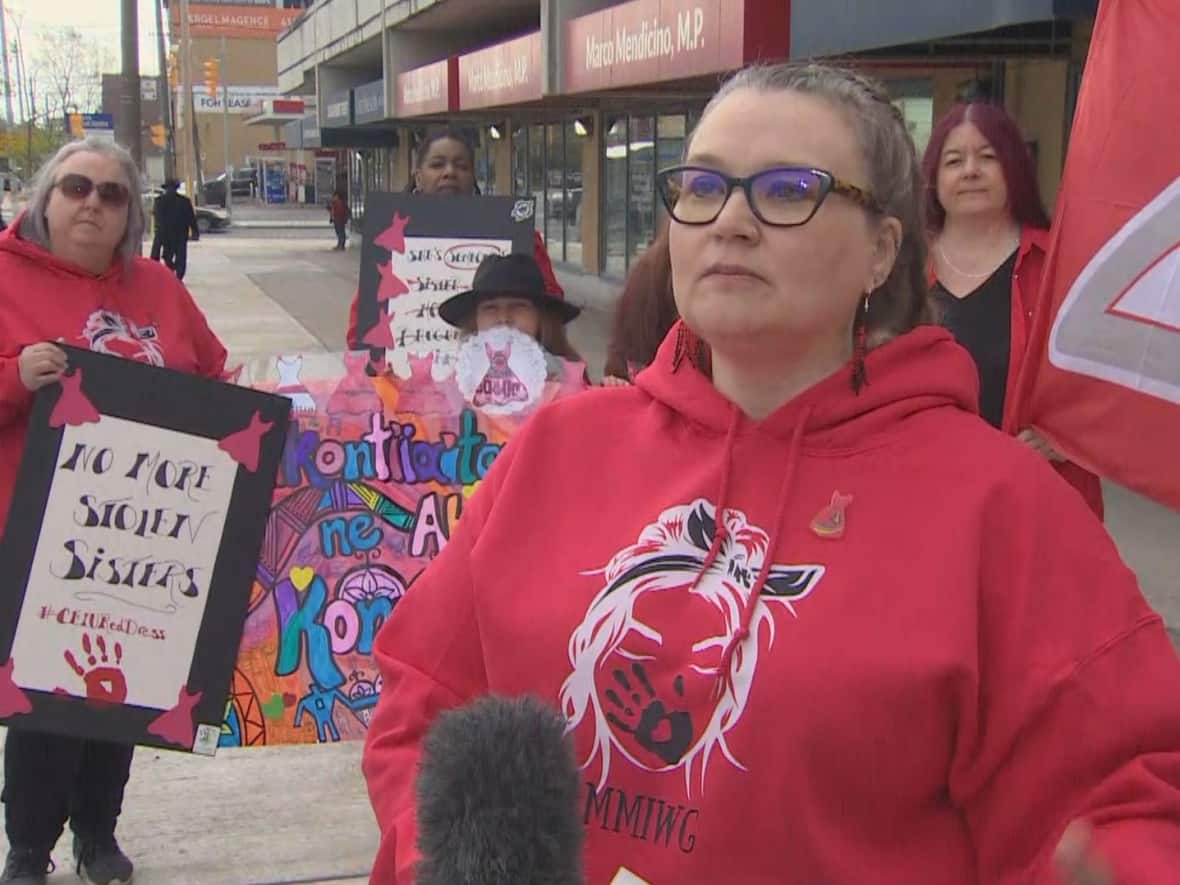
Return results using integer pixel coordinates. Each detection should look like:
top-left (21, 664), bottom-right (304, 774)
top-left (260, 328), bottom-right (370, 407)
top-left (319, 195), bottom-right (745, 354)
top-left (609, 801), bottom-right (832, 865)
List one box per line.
top-left (201, 170), bottom-right (257, 207)
top-left (143, 187), bottom-right (231, 234)
top-left (194, 205), bottom-right (231, 233)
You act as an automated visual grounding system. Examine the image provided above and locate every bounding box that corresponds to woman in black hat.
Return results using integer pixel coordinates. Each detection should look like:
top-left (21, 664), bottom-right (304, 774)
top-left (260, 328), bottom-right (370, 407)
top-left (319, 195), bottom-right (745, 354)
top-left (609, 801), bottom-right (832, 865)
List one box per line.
top-left (439, 252), bottom-right (583, 376)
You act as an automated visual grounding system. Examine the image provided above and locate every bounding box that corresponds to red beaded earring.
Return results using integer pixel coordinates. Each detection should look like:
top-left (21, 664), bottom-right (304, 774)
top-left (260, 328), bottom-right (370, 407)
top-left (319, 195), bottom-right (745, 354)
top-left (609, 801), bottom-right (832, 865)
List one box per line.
top-left (851, 296), bottom-right (869, 393)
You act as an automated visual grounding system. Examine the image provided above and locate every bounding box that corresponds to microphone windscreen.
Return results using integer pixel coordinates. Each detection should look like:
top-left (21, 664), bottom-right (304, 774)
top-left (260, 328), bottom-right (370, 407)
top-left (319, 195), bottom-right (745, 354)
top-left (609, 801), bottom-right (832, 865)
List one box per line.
top-left (415, 693), bottom-right (584, 885)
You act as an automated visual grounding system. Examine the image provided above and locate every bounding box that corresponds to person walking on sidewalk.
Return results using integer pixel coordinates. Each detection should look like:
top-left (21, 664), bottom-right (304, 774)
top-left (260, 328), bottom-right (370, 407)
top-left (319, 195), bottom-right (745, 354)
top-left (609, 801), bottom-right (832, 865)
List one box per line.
top-left (149, 179), bottom-right (199, 280)
top-left (0, 138), bottom-right (227, 885)
top-left (329, 189), bottom-right (350, 250)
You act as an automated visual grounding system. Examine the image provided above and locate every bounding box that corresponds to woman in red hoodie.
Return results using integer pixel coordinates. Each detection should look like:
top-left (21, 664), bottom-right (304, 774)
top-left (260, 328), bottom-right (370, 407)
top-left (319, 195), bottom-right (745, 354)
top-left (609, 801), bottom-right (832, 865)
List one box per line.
top-left (363, 63), bottom-right (1180, 885)
top-left (923, 102), bottom-right (1104, 517)
top-left (0, 137), bottom-right (226, 885)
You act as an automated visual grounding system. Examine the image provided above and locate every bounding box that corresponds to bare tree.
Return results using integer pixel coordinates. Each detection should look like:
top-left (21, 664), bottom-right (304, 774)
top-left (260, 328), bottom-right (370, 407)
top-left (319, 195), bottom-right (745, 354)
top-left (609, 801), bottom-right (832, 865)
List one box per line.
top-left (31, 26), bottom-right (111, 119)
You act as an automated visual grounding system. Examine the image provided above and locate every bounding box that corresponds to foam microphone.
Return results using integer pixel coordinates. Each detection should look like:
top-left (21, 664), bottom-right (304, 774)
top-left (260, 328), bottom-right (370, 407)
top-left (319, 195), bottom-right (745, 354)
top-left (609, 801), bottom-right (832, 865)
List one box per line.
top-left (415, 694), bottom-right (585, 885)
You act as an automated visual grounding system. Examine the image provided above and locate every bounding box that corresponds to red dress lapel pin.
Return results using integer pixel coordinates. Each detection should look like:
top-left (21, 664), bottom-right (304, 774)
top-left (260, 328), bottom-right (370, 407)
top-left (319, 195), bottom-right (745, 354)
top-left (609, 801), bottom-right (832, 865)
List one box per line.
top-left (811, 491), bottom-right (853, 539)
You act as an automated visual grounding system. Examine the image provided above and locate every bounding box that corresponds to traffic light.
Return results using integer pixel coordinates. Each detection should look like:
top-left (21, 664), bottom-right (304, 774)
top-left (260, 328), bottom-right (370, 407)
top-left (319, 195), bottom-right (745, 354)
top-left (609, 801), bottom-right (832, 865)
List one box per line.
top-left (203, 58), bottom-right (219, 99)
top-left (167, 51), bottom-right (179, 91)
top-left (67, 113), bottom-right (84, 138)
top-left (150, 123), bottom-right (166, 148)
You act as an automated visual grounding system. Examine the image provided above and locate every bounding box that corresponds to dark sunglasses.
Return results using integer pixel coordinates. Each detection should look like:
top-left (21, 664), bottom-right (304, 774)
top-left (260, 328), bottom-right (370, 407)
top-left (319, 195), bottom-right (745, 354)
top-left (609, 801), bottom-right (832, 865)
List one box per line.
top-left (55, 173), bottom-right (131, 208)
top-left (655, 165), bottom-right (880, 228)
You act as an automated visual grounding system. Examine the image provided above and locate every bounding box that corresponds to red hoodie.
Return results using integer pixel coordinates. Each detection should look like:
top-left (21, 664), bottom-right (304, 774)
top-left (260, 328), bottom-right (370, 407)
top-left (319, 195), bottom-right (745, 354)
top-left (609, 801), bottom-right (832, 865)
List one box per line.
top-left (0, 219), bottom-right (227, 537)
top-left (362, 324), bottom-right (1180, 884)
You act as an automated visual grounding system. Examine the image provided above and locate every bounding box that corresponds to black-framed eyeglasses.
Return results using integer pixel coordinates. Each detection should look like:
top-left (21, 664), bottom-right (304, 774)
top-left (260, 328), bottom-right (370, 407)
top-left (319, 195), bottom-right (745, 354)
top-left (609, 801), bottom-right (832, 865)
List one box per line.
top-left (54, 173), bottom-right (131, 208)
top-left (655, 165), bottom-right (880, 228)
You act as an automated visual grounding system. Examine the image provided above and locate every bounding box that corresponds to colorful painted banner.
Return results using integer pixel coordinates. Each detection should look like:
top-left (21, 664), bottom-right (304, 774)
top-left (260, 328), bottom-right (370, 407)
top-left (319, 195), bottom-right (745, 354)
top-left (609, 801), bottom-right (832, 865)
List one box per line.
top-left (225, 339), bottom-right (586, 746)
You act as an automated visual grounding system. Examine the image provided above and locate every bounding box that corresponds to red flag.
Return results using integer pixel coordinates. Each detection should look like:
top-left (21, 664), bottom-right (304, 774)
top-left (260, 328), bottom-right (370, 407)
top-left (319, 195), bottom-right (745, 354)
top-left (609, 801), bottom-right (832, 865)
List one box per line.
top-left (1013, 0), bottom-right (1180, 510)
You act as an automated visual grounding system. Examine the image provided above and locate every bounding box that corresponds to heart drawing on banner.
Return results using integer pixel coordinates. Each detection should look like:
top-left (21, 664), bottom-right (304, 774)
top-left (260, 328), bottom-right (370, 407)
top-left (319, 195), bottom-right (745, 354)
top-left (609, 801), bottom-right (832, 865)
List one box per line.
top-left (289, 567), bottom-right (315, 592)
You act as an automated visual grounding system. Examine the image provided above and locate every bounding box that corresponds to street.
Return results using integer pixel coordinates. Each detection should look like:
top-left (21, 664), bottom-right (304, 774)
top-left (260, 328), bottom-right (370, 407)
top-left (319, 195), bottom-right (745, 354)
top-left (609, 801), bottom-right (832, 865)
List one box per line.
top-left (3, 214), bottom-right (1177, 884)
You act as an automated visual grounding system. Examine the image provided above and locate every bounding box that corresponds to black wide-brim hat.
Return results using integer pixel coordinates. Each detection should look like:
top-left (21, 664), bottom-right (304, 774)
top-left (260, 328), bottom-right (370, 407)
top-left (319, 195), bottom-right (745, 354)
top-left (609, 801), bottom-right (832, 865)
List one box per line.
top-left (438, 252), bottom-right (581, 327)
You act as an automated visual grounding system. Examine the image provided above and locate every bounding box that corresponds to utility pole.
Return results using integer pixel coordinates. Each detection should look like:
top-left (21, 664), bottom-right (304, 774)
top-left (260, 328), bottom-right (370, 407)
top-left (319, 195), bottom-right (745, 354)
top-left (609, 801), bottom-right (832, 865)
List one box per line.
top-left (220, 34), bottom-right (230, 215)
top-left (179, 0), bottom-right (202, 197)
top-left (119, 0), bottom-right (143, 167)
top-left (154, 0), bottom-right (174, 180)
top-left (0, 0), bottom-right (13, 126)
top-left (10, 15), bottom-right (23, 127)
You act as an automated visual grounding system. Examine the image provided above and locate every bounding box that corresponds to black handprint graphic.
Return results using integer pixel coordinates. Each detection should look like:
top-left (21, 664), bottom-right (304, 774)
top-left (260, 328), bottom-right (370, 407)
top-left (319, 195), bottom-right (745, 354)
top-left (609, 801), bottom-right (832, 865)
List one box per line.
top-left (605, 662), bottom-right (693, 766)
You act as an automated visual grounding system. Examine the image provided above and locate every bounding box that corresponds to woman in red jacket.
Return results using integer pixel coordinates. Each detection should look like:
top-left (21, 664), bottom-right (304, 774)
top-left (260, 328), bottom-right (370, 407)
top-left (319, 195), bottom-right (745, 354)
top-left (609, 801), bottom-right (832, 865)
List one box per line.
top-left (345, 127), bottom-right (566, 351)
top-left (923, 102), bottom-right (1104, 517)
top-left (0, 137), bottom-right (227, 885)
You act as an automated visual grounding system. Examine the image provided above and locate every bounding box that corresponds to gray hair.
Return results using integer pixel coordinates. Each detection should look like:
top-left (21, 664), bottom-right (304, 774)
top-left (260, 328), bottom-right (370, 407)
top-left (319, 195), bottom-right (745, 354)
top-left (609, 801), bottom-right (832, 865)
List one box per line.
top-left (19, 137), bottom-right (145, 267)
top-left (689, 62), bottom-right (935, 343)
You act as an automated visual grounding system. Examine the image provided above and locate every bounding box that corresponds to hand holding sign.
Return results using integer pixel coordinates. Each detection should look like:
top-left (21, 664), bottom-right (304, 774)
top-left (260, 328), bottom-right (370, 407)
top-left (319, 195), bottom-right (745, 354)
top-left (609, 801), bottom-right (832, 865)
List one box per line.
top-left (18, 342), bottom-right (67, 391)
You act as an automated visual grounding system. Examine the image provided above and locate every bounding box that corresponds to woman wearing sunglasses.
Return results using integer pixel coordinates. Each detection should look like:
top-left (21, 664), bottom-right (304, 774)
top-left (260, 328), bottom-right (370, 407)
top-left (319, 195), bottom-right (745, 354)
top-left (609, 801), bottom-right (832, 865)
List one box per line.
top-left (923, 102), bottom-right (1103, 517)
top-left (362, 63), bottom-right (1180, 885)
top-left (0, 138), bottom-right (227, 885)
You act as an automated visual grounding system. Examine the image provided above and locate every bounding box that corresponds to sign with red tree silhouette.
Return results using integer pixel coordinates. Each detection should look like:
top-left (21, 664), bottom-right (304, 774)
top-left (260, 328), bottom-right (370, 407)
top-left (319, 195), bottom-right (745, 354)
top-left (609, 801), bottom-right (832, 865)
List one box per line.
top-left (0, 347), bottom-right (291, 754)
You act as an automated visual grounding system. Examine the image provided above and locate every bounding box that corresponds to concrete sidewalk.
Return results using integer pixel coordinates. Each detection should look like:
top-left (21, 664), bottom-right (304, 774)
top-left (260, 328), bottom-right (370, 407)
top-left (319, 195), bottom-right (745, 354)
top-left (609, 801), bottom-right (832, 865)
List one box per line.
top-left (182, 241), bottom-right (326, 364)
top-left (228, 204), bottom-right (328, 230)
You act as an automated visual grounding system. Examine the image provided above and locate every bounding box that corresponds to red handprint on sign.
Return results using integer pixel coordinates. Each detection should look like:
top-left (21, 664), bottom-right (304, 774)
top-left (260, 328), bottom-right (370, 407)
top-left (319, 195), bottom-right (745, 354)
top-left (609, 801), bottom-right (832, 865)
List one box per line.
top-left (64, 633), bottom-right (127, 704)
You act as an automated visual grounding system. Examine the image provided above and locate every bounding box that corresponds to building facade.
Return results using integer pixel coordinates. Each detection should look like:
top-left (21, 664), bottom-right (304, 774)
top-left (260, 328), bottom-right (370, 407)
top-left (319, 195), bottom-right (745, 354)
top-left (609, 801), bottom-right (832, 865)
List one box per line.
top-left (276, 0), bottom-right (1096, 278)
top-left (167, 0), bottom-right (314, 194)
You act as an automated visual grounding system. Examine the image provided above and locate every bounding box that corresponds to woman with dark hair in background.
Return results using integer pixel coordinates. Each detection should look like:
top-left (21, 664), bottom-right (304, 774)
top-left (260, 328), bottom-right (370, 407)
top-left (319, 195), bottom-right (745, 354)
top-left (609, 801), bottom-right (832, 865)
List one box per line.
top-left (602, 224), bottom-right (678, 386)
top-left (923, 102), bottom-right (1103, 516)
top-left (345, 127), bottom-right (568, 351)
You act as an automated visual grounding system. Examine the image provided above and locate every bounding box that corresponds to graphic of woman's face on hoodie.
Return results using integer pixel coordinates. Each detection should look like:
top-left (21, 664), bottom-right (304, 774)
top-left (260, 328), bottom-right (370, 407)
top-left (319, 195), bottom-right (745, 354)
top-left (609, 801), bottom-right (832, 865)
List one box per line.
top-left (46, 151), bottom-right (130, 270)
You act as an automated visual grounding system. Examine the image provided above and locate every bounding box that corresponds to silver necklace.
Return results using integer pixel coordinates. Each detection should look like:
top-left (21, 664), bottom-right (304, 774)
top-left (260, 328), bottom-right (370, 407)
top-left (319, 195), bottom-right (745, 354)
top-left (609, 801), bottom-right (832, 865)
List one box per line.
top-left (937, 236), bottom-right (1018, 279)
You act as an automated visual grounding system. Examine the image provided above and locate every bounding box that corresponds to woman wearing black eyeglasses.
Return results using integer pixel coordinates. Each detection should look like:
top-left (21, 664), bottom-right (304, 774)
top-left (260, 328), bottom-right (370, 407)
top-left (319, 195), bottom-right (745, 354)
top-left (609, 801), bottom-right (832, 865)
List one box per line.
top-left (0, 137), bottom-right (227, 885)
top-left (362, 63), bottom-right (1180, 885)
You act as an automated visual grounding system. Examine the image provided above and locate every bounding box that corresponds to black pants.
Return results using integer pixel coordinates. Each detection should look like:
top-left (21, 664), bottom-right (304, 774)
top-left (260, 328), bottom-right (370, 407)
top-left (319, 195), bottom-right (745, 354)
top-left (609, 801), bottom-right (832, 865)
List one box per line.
top-left (164, 239), bottom-right (189, 280)
top-left (334, 221), bottom-right (347, 249)
top-left (2, 729), bottom-right (135, 854)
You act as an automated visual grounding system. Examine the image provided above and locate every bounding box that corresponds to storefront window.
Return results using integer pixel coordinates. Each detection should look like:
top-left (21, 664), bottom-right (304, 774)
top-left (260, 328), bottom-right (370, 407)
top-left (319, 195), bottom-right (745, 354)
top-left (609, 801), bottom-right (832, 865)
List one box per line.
top-left (507, 119), bottom-right (587, 268)
top-left (656, 115), bottom-right (686, 232)
top-left (528, 124), bottom-right (545, 252)
top-left (512, 125), bottom-right (528, 198)
top-left (627, 115), bottom-right (656, 267)
top-left (476, 132), bottom-right (497, 195)
top-left (604, 116), bottom-right (628, 276)
top-left (545, 123), bottom-right (565, 261)
top-left (887, 79), bottom-right (935, 156)
top-left (564, 120), bottom-right (585, 268)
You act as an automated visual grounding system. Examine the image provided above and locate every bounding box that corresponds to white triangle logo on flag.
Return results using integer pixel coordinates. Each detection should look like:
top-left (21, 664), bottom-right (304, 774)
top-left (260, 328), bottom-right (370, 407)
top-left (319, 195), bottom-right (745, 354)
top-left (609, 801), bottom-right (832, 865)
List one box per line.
top-left (1050, 174), bottom-right (1180, 405)
top-left (609, 868), bottom-right (653, 885)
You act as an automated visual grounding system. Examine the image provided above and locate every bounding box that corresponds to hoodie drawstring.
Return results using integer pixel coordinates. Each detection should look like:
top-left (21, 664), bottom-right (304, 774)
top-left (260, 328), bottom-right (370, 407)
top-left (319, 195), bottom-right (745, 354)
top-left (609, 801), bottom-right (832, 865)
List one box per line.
top-left (687, 406), bottom-right (741, 594)
top-left (716, 407), bottom-right (812, 693)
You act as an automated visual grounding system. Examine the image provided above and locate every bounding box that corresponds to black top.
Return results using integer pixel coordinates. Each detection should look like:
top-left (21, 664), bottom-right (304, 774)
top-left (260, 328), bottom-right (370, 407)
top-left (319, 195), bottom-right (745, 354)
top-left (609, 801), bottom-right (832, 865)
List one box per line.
top-left (153, 191), bottom-right (199, 243)
top-left (932, 249), bottom-right (1017, 429)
